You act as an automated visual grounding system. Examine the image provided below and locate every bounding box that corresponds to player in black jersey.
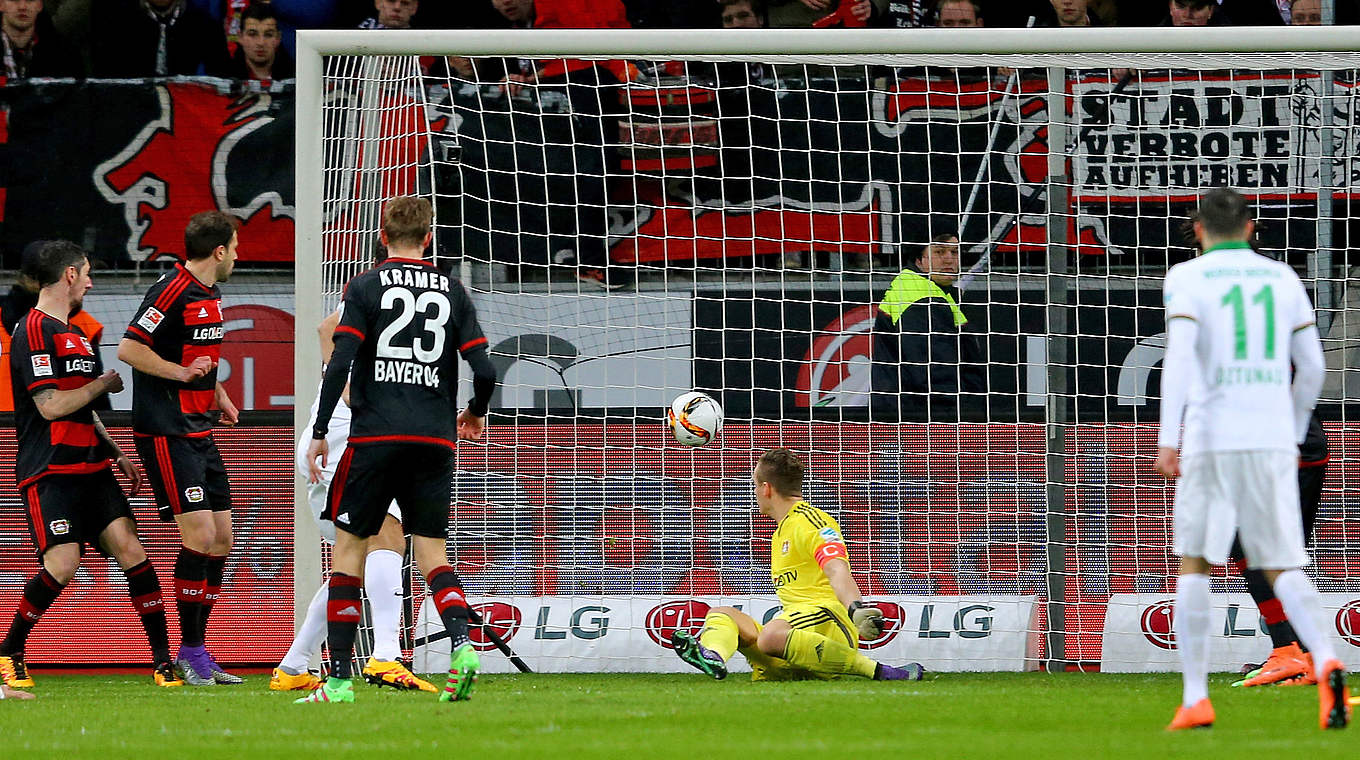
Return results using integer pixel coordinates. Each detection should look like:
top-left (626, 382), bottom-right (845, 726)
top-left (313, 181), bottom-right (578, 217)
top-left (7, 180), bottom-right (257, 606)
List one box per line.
top-left (1230, 410), bottom-right (1332, 687)
top-left (117, 211), bottom-right (241, 687)
top-left (298, 196), bottom-right (497, 705)
top-left (0, 241), bottom-right (182, 690)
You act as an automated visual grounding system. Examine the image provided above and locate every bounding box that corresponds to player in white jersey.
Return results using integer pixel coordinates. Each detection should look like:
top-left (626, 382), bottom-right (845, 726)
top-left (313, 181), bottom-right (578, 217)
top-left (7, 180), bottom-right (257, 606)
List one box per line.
top-left (1156, 187), bottom-right (1348, 731)
top-left (269, 309), bottom-right (435, 694)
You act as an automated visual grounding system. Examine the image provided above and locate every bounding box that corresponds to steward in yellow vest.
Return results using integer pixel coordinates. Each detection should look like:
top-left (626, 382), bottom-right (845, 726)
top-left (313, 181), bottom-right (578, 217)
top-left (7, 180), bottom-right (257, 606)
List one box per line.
top-left (870, 234), bottom-right (985, 418)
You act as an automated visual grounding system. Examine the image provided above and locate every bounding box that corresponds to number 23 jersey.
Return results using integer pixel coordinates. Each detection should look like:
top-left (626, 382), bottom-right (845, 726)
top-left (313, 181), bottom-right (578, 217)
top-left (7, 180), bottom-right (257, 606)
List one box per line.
top-left (335, 258), bottom-right (487, 447)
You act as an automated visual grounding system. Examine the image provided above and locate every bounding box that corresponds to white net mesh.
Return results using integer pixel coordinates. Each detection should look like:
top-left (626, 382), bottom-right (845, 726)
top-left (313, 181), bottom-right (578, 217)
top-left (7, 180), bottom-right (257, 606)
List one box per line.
top-left (308, 43), bottom-right (1360, 674)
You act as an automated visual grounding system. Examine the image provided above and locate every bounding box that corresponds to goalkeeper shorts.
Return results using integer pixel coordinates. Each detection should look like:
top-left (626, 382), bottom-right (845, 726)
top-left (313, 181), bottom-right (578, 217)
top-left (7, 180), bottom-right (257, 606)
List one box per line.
top-left (745, 603), bottom-right (858, 682)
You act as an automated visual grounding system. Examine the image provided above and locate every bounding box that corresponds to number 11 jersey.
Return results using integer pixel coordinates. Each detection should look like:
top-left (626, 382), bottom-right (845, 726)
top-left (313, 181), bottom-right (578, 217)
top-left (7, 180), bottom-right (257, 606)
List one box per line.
top-left (335, 258), bottom-right (488, 448)
top-left (1162, 242), bottom-right (1316, 455)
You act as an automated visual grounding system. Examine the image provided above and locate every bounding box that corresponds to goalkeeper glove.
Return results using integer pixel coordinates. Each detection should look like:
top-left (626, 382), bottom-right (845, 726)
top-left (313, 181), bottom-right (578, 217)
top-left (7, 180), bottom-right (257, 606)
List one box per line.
top-left (848, 601), bottom-right (885, 640)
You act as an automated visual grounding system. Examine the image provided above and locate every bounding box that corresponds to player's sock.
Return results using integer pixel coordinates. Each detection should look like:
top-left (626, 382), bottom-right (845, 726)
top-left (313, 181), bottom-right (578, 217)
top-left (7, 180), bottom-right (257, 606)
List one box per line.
top-left (326, 573), bottom-right (363, 680)
top-left (1272, 569), bottom-right (1339, 676)
top-left (696, 611), bottom-right (740, 662)
top-left (173, 547), bottom-right (209, 648)
top-left (1175, 573), bottom-right (1212, 708)
top-left (364, 550), bottom-right (404, 662)
top-left (279, 581), bottom-right (330, 675)
top-left (427, 565), bottom-right (470, 650)
top-left (1244, 567), bottom-right (1301, 649)
top-left (781, 628), bottom-right (877, 679)
top-left (123, 559), bottom-right (172, 664)
top-left (0, 570), bottom-right (65, 655)
top-left (201, 554), bottom-right (227, 642)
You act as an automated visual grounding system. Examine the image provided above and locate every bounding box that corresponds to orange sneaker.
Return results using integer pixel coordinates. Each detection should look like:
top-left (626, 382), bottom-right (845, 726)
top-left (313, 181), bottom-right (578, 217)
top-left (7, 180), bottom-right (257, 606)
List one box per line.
top-left (1318, 659), bottom-right (1350, 730)
top-left (1167, 698), bottom-right (1215, 731)
top-left (1243, 643), bottom-right (1309, 687)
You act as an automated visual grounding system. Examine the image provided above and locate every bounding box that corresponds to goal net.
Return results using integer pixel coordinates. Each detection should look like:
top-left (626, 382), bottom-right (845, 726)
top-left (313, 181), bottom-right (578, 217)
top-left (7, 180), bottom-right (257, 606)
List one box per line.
top-left (296, 28), bottom-right (1360, 673)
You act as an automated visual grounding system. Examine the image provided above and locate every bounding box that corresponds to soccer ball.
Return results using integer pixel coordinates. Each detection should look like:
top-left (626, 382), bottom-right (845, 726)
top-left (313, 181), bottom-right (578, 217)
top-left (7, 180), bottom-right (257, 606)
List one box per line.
top-left (667, 391), bottom-right (723, 447)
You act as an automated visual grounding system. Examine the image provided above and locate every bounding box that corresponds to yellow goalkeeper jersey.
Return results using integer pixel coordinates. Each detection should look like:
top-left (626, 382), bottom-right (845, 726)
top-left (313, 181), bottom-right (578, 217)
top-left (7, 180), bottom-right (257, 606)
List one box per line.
top-left (770, 501), bottom-right (849, 608)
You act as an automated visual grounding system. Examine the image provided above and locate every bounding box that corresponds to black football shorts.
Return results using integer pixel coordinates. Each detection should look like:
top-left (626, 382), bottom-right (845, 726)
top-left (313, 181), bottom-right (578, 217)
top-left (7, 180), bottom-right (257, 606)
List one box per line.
top-left (22, 469), bottom-right (134, 556)
top-left (135, 434), bottom-right (232, 521)
top-left (326, 443), bottom-right (452, 539)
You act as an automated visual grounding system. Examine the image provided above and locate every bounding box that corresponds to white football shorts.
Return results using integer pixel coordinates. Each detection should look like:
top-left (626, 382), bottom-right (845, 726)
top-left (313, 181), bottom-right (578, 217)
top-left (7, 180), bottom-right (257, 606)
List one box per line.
top-left (297, 430), bottom-right (401, 545)
top-left (1172, 449), bottom-right (1309, 569)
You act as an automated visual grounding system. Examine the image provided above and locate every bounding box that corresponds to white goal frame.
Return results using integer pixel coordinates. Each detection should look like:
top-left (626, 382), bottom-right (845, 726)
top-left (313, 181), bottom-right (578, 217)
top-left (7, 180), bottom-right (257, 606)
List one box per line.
top-left (292, 26), bottom-right (1360, 658)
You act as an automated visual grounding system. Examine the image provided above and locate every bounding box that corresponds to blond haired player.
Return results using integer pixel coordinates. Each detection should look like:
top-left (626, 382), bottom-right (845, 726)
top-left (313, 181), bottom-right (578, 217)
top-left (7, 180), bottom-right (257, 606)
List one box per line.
top-left (1157, 187), bottom-right (1348, 731)
top-left (672, 448), bottom-right (923, 681)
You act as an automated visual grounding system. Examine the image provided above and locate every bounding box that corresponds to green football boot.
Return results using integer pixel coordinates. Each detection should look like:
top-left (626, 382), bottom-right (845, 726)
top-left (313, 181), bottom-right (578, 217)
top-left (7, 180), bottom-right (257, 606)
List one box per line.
top-left (438, 644), bottom-right (480, 702)
top-left (294, 677), bottom-right (356, 704)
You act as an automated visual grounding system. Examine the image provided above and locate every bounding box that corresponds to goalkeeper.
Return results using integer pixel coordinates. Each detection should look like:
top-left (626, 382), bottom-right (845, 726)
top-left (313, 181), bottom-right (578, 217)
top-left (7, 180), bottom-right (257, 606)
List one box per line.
top-left (672, 448), bottom-right (924, 681)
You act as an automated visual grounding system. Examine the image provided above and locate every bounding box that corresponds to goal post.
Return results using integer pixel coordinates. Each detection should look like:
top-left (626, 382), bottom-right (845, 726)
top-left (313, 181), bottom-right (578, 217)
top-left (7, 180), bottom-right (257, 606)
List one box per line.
top-left (294, 27), bottom-right (1360, 673)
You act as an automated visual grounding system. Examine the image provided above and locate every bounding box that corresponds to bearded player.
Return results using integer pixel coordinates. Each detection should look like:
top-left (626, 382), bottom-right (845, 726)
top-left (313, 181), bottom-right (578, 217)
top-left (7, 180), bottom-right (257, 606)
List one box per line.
top-left (118, 211), bottom-right (241, 687)
top-left (672, 448), bottom-right (924, 682)
top-left (0, 241), bottom-right (181, 690)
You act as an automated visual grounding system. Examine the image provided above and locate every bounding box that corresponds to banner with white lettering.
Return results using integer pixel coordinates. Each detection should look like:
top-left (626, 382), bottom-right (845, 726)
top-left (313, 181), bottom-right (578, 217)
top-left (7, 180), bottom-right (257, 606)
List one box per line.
top-left (413, 595), bottom-right (1037, 674)
top-left (1101, 593), bottom-right (1360, 672)
top-left (1073, 73), bottom-right (1322, 203)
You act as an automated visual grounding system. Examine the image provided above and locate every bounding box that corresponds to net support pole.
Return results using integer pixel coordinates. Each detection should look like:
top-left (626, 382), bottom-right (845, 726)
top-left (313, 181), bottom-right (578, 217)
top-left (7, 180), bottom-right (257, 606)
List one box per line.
top-left (1042, 65), bottom-right (1070, 671)
top-left (1315, 70), bottom-right (1335, 337)
top-left (293, 35), bottom-right (324, 640)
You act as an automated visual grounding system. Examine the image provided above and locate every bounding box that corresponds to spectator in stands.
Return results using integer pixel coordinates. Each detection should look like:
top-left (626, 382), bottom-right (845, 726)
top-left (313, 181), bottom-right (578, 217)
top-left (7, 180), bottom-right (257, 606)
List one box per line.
top-left (1041, 0), bottom-right (1106, 26)
top-left (0, 241), bottom-right (105, 413)
top-left (768, 0), bottom-right (882, 28)
top-left (227, 1), bottom-right (293, 80)
top-left (1162, 0), bottom-right (1226, 25)
top-left (357, 0), bottom-right (416, 28)
top-left (1289, 0), bottom-right (1321, 23)
top-left (934, 0), bottom-right (983, 26)
top-left (493, 0), bottom-right (532, 24)
top-left (871, 233), bottom-right (986, 421)
top-left (192, 0), bottom-right (336, 61)
top-left (879, 0), bottom-right (927, 26)
top-left (446, 0), bottom-right (533, 82)
top-left (1, 0), bottom-right (81, 77)
top-left (721, 0), bottom-right (764, 27)
top-left (92, 0), bottom-right (230, 77)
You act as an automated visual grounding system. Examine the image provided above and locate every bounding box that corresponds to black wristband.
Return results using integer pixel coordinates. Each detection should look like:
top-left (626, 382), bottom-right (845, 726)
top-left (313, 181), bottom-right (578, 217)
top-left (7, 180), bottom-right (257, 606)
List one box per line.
top-left (312, 428), bottom-right (327, 440)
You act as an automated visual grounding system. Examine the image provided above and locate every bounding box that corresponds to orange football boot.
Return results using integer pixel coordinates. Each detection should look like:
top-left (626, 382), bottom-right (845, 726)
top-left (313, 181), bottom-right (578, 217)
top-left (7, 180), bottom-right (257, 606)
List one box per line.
top-left (1167, 698), bottom-right (1215, 731)
top-left (1317, 659), bottom-right (1351, 730)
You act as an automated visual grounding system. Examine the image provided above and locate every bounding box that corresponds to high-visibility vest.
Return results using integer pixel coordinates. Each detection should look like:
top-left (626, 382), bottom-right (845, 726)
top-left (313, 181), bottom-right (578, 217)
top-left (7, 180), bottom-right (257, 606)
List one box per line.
top-left (0, 309), bottom-right (104, 412)
top-left (877, 269), bottom-right (967, 327)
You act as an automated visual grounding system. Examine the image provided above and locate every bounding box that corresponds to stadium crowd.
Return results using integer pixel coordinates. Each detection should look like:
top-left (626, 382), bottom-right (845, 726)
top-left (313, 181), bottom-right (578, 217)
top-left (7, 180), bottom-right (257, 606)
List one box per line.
top-left (2, 0), bottom-right (1357, 81)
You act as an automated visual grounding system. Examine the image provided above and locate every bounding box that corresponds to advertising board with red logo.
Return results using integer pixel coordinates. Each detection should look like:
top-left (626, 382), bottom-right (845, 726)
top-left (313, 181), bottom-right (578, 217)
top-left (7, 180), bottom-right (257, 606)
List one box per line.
top-left (0, 426), bottom-right (295, 665)
top-left (411, 595), bottom-right (1037, 674)
top-left (1102, 594), bottom-right (1360, 672)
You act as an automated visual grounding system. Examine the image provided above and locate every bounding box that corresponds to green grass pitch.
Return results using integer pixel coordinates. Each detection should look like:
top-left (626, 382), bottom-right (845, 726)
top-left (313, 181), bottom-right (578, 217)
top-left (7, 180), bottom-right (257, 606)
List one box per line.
top-left (4, 672), bottom-right (1351, 758)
